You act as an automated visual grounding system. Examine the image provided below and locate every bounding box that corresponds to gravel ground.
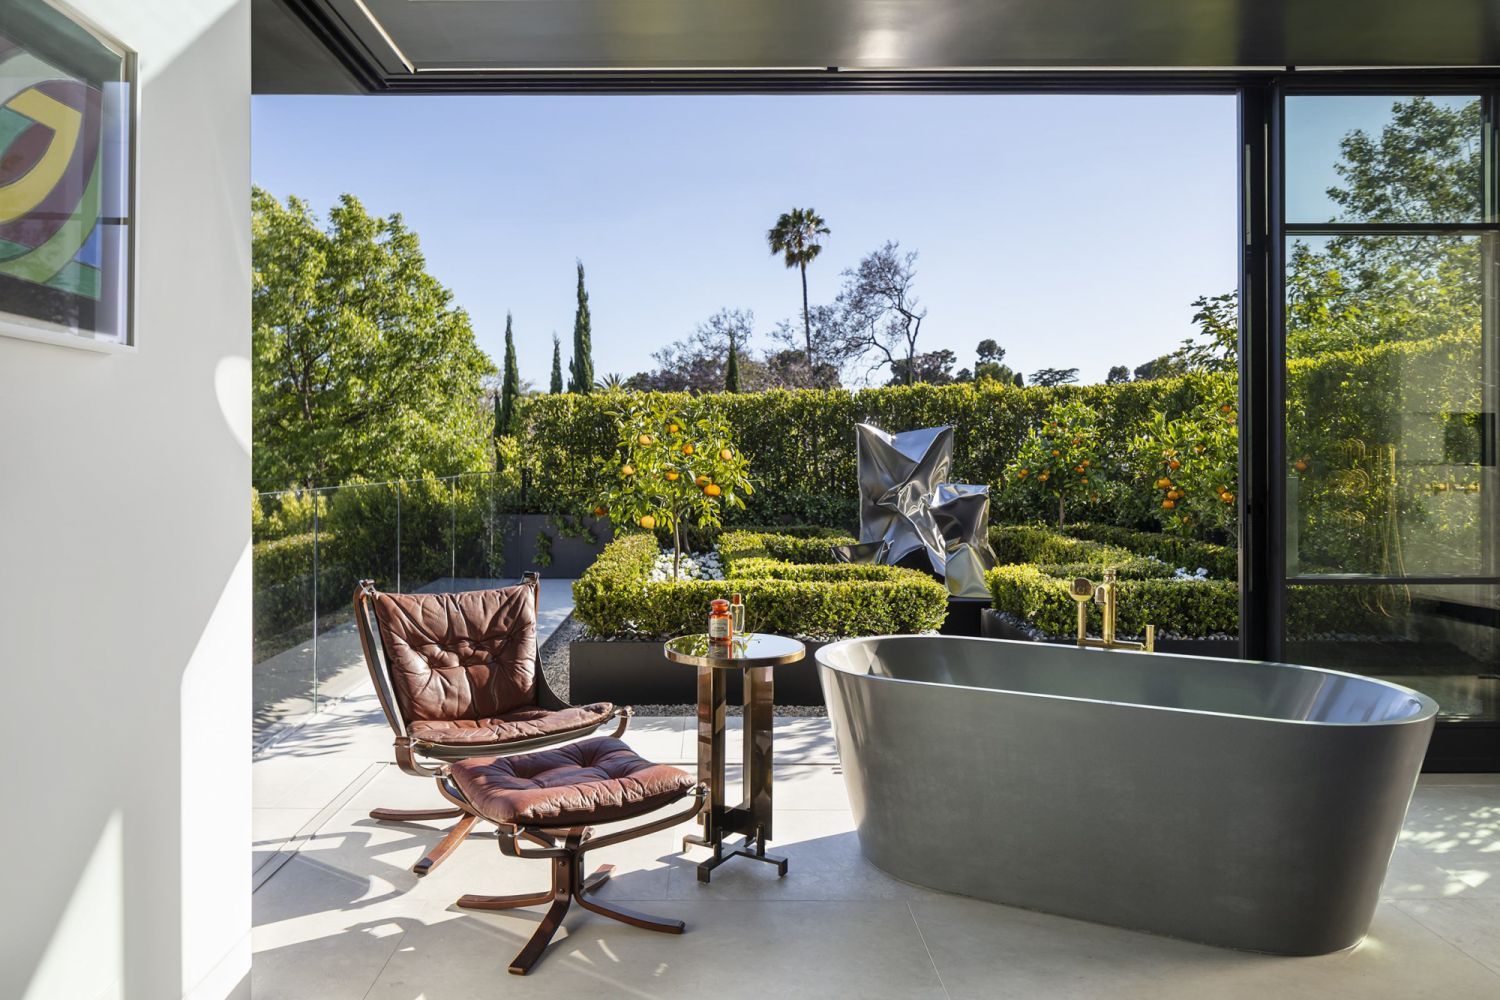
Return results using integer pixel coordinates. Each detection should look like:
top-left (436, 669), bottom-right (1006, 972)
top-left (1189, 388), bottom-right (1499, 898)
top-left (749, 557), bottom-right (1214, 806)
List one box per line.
top-left (539, 613), bottom-right (827, 718)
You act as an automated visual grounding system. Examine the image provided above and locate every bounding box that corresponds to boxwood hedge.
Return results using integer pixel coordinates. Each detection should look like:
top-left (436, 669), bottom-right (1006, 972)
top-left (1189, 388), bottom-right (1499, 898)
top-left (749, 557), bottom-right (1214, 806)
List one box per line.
top-left (572, 531), bottom-right (948, 640)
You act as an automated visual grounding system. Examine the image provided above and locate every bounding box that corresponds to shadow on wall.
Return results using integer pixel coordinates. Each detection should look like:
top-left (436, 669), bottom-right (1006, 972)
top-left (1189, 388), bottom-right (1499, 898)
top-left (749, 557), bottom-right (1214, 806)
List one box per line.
top-left (4, 3), bottom-right (253, 999)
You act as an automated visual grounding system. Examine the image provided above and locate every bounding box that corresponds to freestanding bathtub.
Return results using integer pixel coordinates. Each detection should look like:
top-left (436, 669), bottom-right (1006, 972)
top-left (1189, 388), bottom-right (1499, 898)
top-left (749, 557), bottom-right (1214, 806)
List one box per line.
top-left (816, 635), bottom-right (1437, 955)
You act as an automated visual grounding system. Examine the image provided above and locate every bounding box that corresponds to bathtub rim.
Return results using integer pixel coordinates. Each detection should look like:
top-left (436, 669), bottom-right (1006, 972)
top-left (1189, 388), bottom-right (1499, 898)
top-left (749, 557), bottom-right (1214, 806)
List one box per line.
top-left (815, 633), bottom-right (1440, 729)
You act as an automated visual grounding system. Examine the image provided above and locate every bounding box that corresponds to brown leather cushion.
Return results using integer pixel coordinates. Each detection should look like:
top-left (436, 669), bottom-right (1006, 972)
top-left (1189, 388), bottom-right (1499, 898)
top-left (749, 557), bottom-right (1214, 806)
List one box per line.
top-left (450, 737), bottom-right (697, 827)
top-left (408, 702), bottom-right (615, 746)
top-left (372, 584), bottom-right (538, 723)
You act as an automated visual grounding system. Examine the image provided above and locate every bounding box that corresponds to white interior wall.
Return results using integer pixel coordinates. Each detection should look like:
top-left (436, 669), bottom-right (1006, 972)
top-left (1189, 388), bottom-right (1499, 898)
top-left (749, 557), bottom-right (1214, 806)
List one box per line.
top-left (0, 1), bottom-right (252, 998)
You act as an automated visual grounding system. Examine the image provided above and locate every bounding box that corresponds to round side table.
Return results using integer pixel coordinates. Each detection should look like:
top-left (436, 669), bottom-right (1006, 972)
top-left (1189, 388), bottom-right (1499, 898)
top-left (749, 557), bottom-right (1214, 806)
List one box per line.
top-left (664, 633), bottom-right (805, 882)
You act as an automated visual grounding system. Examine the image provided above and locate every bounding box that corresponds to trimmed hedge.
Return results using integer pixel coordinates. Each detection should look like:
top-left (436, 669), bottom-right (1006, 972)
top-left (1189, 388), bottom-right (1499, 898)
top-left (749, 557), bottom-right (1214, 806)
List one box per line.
top-left (989, 525), bottom-right (1136, 567)
top-left (987, 564), bottom-right (1240, 637)
top-left (572, 532), bottom-right (949, 640)
top-left (1059, 523), bottom-right (1237, 580)
top-left (717, 529), bottom-right (856, 566)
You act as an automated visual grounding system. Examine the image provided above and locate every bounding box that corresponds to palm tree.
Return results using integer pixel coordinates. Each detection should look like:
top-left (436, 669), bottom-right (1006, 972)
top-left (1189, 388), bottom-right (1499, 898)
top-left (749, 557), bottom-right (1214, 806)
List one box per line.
top-left (767, 208), bottom-right (830, 360)
top-left (593, 372), bottom-right (627, 392)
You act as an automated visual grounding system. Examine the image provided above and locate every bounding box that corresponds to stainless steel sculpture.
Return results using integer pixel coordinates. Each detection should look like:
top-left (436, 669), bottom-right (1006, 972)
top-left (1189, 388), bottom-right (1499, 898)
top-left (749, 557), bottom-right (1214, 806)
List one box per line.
top-left (851, 423), bottom-right (996, 597)
top-left (817, 635), bottom-right (1438, 955)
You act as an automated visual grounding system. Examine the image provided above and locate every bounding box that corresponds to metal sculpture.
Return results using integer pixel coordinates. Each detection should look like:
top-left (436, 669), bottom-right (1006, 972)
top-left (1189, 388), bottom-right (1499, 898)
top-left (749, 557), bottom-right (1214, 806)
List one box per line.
top-left (847, 423), bottom-right (997, 598)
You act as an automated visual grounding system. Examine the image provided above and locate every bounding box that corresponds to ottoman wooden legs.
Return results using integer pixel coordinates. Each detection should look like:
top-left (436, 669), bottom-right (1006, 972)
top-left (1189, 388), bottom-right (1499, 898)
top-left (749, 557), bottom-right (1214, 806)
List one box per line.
top-left (456, 790), bottom-right (706, 975)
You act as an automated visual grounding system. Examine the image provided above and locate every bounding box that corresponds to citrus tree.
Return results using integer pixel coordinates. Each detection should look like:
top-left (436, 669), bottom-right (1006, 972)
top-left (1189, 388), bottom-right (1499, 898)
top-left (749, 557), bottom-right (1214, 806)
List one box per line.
top-left (1004, 399), bottom-right (1103, 527)
top-left (594, 397), bottom-right (754, 579)
top-left (1135, 386), bottom-right (1238, 541)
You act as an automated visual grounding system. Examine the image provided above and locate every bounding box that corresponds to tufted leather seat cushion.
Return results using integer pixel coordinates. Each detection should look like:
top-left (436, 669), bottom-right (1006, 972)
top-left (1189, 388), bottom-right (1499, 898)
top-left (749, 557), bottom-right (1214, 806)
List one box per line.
top-left (409, 703), bottom-right (615, 746)
top-left (372, 584), bottom-right (545, 723)
top-left (450, 737), bottom-right (697, 827)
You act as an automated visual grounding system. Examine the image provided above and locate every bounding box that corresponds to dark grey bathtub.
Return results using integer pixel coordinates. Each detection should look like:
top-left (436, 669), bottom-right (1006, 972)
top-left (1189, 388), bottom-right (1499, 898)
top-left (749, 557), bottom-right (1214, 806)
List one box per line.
top-left (816, 635), bottom-right (1437, 955)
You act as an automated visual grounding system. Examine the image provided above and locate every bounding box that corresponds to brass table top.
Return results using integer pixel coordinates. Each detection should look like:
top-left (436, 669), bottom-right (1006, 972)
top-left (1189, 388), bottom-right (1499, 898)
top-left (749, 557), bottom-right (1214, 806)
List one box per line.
top-left (662, 633), bottom-right (806, 670)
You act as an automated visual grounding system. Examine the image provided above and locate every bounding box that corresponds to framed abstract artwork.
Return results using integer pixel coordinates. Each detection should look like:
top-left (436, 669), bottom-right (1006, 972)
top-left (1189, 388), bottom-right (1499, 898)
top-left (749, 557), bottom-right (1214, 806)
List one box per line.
top-left (0, 1), bottom-right (134, 350)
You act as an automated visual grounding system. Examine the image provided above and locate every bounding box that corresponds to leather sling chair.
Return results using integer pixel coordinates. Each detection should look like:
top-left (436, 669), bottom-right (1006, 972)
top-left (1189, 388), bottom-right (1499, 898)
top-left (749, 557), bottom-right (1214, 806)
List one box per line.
top-left (353, 572), bottom-right (631, 876)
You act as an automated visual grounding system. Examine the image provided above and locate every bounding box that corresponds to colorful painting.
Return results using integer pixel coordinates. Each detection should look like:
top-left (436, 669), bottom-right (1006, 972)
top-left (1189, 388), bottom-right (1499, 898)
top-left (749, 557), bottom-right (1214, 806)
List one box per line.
top-left (0, 5), bottom-right (131, 347)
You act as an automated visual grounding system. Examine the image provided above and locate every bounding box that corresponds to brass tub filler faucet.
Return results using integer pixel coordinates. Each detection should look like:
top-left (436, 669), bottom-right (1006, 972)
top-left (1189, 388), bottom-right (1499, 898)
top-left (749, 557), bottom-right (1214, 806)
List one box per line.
top-left (1069, 568), bottom-right (1155, 652)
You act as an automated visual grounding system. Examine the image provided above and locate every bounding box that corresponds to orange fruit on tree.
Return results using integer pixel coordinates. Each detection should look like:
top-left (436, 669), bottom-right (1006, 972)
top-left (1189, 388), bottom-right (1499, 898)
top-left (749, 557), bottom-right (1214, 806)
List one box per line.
top-left (1038, 472), bottom-right (1050, 481)
top-left (665, 471), bottom-right (679, 481)
top-left (1221, 492), bottom-right (1235, 503)
top-left (1294, 459), bottom-right (1309, 473)
top-left (681, 443), bottom-right (695, 456)
top-left (1156, 477), bottom-right (1171, 488)
top-left (621, 464), bottom-right (635, 477)
top-left (1017, 469), bottom-right (1029, 478)
top-left (1162, 499), bottom-right (1176, 509)
top-left (637, 434), bottom-right (653, 446)
top-left (639, 514), bottom-right (656, 530)
top-left (1220, 404), bottom-right (1234, 414)
top-left (695, 475), bottom-right (710, 486)
top-left (1168, 459), bottom-right (1181, 470)
top-left (719, 448), bottom-right (733, 461)
top-left (592, 505), bottom-right (607, 517)
top-left (1051, 449), bottom-right (1060, 456)
top-left (666, 422), bottom-right (680, 434)
top-left (703, 483), bottom-right (722, 497)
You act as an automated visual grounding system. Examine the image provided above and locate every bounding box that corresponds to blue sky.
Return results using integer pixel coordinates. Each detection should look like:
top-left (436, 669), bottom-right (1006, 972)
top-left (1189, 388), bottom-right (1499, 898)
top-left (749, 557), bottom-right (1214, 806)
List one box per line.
top-left (252, 94), bottom-right (1241, 386)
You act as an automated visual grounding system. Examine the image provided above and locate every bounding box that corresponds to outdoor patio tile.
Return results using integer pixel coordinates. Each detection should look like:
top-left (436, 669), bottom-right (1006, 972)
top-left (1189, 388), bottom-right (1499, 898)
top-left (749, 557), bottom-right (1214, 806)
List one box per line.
top-left (253, 807), bottom-right (324, 871)
top-left (619, 714), bottom-right (691, 764)
top-left (252, 856), bottom-right (413, 1000)
top-left (911, 896), bottom-right (1500, 1000)
top-left (667, 809), bottom-right (937, 902)
top-left (361, 898), bottom-right (946, 1000)
top-left (718, 763), bottom-right (849, 811)
top-left (1395, 897), bottom-right (1500, 975)
top-left (1380, 785), bottom-right (1500, 905)
top-left (252, 752), bottom-right (382, 810)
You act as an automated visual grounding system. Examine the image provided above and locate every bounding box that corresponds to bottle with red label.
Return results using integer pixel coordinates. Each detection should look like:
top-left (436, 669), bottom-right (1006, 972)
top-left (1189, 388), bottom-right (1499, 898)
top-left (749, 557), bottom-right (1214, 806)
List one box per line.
top-left (708, 598), bottom-right (733, 646)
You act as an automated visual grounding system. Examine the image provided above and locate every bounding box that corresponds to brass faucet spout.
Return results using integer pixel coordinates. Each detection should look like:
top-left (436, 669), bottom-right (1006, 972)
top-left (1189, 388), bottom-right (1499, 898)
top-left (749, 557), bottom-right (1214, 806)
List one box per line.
top-left (1068, 568), bottom-right (1155, 653)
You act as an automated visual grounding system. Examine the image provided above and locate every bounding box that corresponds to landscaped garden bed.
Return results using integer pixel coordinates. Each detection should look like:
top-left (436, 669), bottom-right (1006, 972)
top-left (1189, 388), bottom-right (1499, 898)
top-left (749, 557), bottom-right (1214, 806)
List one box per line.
top-left (570, 528), bottom-right (949, 705)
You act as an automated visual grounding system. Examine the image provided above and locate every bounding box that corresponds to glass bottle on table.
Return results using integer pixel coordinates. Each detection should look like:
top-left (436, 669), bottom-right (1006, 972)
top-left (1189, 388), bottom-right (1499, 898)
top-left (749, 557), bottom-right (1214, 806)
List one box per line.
top-left (730, 592), bottom-right (744, 635)
top-left (708, 598), bottom-right (733, 646)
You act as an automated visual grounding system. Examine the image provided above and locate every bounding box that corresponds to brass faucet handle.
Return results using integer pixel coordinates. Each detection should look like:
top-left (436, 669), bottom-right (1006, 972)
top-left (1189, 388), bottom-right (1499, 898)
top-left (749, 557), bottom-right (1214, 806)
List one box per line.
top-left (1069, 577), bottom-right (1094, 602)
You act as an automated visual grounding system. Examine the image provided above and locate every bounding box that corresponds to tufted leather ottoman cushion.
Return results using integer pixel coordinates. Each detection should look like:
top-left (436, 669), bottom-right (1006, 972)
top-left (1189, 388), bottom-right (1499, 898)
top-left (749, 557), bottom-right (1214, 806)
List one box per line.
top-left (450, 737), bottom-right (697, 827)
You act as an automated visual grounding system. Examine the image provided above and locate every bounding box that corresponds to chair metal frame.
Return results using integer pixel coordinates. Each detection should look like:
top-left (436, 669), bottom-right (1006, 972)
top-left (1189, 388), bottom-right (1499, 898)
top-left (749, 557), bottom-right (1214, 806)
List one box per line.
top-left (353, 571), bottom-right (631, 875)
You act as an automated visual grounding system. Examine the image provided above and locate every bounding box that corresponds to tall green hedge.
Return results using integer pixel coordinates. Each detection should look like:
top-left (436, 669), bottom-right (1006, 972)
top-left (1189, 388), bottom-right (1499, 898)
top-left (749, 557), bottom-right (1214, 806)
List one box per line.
top-left (515, 376), bottom-right (1224, 529)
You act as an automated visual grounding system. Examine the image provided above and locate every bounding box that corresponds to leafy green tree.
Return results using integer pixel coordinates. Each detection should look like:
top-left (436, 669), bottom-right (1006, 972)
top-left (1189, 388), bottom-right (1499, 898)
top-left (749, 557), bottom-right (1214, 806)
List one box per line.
top-left (725, 330), bottom-right (741, 392)
top-left (888, 349), bottom-right (957, 386)
top-left (498, 312), bottom-right (520, 436)
top-left (1005, 400), bottom-right (1104, 526)
top-left (1029, 367), bottom-right (1080, 387)
top-left (568, 260), bottom-right (594, 393)
top-left (549, 333), bottom-right (564, 394)
top-left (974, 339), bottom-right (1023, 385)
top-left (251, 188), bottom-right (494, 488)
top-left (1105, 365), bottom-right (1131, 384)
top-left (1135, 384), bottom-right (1239, 541)
top-left (767, 208), bottom-right (830, 359)
top-left (595, 399), bottom-right (753, 578)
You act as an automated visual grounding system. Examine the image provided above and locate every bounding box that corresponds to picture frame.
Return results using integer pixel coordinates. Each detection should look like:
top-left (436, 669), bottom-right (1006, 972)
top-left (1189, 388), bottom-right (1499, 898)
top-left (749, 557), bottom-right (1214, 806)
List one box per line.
top-left (0, 0), bottom-right (135, 352)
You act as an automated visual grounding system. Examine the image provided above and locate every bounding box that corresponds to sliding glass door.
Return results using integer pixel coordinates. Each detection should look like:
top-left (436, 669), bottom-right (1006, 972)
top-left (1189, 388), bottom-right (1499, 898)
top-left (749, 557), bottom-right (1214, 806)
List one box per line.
top-left (1278, 90), bottom-right (1500, 768)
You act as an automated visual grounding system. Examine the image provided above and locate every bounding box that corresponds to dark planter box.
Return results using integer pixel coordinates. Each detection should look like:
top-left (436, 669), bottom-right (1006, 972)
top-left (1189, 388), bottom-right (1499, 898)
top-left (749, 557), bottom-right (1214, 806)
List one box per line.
top-left (571, 638), bottom-right (828, 707)
top-left (501, 515), bottom-right (612, 577)
top-left (941, 597), bottom-right (990, 637)
top-left (981, 609), bottom-right (1240, 658)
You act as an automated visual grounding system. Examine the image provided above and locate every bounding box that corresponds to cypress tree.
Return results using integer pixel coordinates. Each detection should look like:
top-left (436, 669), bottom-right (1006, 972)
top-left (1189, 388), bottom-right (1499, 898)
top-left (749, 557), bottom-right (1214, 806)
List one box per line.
top-left (568, 260), bottom-right (594, 393)
top-left (499, 312), bottom-right (520, 435)
top-left (725, 331), bottom-right (741, 392)
top-left (549, 332), bottom-right (563, 394)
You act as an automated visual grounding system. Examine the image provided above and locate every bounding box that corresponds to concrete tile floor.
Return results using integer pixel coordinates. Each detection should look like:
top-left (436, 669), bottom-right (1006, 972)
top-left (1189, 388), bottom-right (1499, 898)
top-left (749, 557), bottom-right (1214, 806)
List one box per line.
top-left (253, 693), bottom-right (1500, 999)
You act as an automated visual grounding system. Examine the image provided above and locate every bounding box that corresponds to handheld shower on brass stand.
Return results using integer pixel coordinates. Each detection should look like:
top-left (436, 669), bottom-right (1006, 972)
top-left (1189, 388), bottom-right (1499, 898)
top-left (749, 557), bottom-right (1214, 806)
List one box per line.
top-left (1068, 567), bottom-right (1155, 652)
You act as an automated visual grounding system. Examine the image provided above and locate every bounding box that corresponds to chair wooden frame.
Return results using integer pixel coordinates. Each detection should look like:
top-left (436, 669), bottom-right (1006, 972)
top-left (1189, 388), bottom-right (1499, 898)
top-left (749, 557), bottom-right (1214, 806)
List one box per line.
top-left (454, 786), bottom-right (708, 975)
top-left (354, 572), bottom-right (631, 876)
